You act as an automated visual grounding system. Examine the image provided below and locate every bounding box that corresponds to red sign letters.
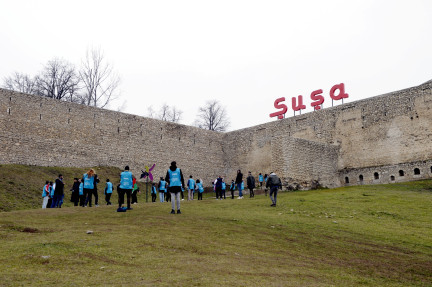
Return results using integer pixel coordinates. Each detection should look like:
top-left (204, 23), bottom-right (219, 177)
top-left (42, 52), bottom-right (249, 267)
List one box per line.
top-left (270, 83), bottom-right (349, 119)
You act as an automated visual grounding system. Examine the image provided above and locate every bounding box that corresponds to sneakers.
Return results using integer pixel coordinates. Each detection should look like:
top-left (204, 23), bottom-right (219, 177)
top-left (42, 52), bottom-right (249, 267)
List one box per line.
top-left (177, 210), bottom-right (181, 214)
top-left (170, 209), bottom-right (175, 214)
top-left (126, 207), bottom-right (133, 210)
top-left (237, 196), bottom-right (243, 199)
top-left (270, 203), bottom-right (276, 207)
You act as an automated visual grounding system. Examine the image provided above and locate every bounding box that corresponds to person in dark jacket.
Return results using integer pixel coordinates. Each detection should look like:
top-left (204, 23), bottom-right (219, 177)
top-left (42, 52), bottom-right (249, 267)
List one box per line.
top-left (215, 176), bottom-right (223, 200)
top-left (70, 178), bottom-right (80, 206)
top-left (52, 174), bottom-right (65, 208)
top-left (165, 161), bottom-right (185, 214)
top-left (266, 172), bottom-right (282, 207)
top-left (235, 170), bottom-right (243, 199)
top-left (246, 171), bottom-right (256, 198)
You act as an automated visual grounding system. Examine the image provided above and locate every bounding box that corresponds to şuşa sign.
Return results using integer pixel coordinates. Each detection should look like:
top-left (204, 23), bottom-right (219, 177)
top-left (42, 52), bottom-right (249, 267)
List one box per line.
top-left (270, 83), bottom-right (349, 119)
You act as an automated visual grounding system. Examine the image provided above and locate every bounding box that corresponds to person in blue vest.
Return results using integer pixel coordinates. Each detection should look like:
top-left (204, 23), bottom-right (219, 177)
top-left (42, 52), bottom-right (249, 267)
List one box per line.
top-left (221, 179), bottom-right (227, 199)
top-left (119, 166), bottom-right (134, 210)
top-left (187, 175), bottom-right (195, 201)
top-left (47, 181), bottom-right (54, 208)
top-left (258, 173), bottom-right (264, 189)
top-left (151, 182), bottom-right (157, 202)
top-left (104, 179), bottom-right (113, 205)
top-left (78, 179), bottom-right (85, 207)
top-left (82, 169), bottom-right (100, 207)
top-left (42, 181), bottom-right (50, 209)
top-left (158, 177), bottom-right (166, 203)
top-left (229, 180), bottom-right (235, 199)
top-left (196, 179), bottom-right (204, 200)
top-left (165, 161), bottom-right (185, 214)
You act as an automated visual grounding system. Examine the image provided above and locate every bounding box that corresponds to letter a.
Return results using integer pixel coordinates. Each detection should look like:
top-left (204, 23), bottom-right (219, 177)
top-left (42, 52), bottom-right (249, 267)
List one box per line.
top-left (269, 97), bottom-right (288, 119)
top-left (292, 95), bottom-right (306, 112)
top-left (329, 83), bottom-right (349, 101)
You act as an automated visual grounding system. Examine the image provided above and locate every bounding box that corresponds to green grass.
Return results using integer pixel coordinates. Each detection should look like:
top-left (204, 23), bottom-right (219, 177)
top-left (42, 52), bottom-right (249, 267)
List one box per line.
top-left (0, 168), bottom-right (431, 286)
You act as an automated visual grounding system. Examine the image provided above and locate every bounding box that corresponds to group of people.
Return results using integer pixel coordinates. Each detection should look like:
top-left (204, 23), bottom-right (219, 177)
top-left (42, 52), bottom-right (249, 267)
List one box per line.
top-left (42, 162), bottom-right (283, 212)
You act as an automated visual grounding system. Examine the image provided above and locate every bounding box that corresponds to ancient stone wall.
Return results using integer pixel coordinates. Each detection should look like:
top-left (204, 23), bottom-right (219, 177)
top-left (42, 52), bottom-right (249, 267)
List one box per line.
top-left (1, 79), bottom-right (432, 189)
top-left (0, 89), bottom-right (225, 183)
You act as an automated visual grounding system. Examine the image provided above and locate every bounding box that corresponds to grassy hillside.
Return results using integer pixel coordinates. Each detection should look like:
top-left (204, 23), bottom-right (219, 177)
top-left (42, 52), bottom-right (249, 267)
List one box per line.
top-left (0, 178), bottom-right (431, 286)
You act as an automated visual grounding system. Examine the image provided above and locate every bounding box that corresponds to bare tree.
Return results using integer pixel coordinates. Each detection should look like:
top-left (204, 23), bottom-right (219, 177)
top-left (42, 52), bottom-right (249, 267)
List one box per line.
top-left (35, 58), bottom-right (80, 101)
top-left (2, 72), bottom-right (37, 94)
top-left (147, 104), bottom-right (183, 123)
top-left (79, 48), bottom-right (120, 108)
top-left (195, 100), bottom-right (229, 131)
top-left (169, 106), bottom-right (182, 123)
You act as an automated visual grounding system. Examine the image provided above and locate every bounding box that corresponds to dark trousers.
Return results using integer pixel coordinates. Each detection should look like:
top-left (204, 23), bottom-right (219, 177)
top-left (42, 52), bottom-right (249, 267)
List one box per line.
top-left (249, 188), bottom-right (254, 197)
top-left (105, 193), bottom-right (112, 205)
top-left (47, 198), bottom-right (53, 208)
top-left (72, 192), bottom-right (79, 206)
top-left (198, 192), bottom-right (203, 200)
top-left (131, 190), bottom-right (138, 204)
top-left (118, 188), bottom-right (132, 208)
top-left (230, 189), bottom-right (234, 199)
top-left (79, 195), bottom-right (85, 206)
top-left (151, 193), bottom-right (156, 202)
top-left (166, 192), bottom-right (171, 202)
top-left (216, 187), bottom-right (222, 199)
top-left (180, 190), bottom-right (184, 199)
top-left (85, 188), bottom-right (98, 207)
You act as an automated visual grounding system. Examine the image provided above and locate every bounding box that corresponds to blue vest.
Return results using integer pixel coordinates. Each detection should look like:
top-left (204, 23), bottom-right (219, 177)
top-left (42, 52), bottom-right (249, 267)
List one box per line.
top-left (168, 168), bottom-right (181, 187)
top-left (106, 182), bottom-right (113, 194)
top-left (159, 180), bottom-right (167, 191)
top-left (151, 186), bottom-right (157, 194)
top-left (79, 183), bottom-right (84, 196)
top-left (230, 183), bottom-right (235, 190)
top-left (259, 175), bottom-right (263, 182)
top-left (222, 182), bottom-right (226, 190)
top-left (42, 185), bottom-right (49, 197)
top-left (120, 171), bottom-right (133, 189)
top-left (197, 182), bottom-right (204, 193)
top-left (83, 173), bottom-right (95, 189)
top-left (50, 186), bottom-right (54, 196)
top-left (241, 182), bottom-right (244, 190)
top-left (188, 179), bottom-right (195, 190)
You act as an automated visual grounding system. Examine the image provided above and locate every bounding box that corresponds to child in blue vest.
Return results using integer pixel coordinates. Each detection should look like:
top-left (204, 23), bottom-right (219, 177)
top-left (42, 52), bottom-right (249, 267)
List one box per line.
top-left (187, 175), bottom-right (195, 201)
top-left (229, 180), bottom-right (235, 199)
top-left (259, 173), bottom-right (264, 188)
top-left (105, 179), bottom-right (113, 205)
top-left (196, 179), bottom-right (204, 200)
top-left (79, 179), bottom-right (85, 207)
top-left (158, 177), bottom-right (167, 203)
top-left (221, 180), bottom-right (226, 199)
top-left (151, 183), bottom-right (157, 202)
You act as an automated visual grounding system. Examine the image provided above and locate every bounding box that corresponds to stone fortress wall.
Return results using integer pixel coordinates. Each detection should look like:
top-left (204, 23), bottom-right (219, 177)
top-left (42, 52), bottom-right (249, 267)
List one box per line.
top-left (1, 79), bottom-right (432, 189)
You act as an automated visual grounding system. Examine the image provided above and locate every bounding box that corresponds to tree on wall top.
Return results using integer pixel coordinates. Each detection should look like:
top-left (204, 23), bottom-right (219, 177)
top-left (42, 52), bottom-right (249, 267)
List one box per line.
top-left (194, 100), bottom-right (230, 132)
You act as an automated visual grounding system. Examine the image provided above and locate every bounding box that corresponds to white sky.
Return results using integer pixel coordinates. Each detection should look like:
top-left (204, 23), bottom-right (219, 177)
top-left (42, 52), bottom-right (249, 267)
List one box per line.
top-left (1, 0), bottom-right (431, 131)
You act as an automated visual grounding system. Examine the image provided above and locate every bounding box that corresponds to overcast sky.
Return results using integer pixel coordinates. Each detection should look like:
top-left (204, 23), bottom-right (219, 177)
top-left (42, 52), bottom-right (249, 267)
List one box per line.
top-left (1, 0), bottom-right (431, 131)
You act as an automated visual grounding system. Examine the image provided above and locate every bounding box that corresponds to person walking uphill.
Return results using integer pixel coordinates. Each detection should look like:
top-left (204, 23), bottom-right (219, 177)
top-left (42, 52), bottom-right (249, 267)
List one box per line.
top-left (119, 166), bottom-right (134, 210)
top-left (165, 161), bottom-right (185, 214)
top-left (266, 172), bottom-right (282, 207)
